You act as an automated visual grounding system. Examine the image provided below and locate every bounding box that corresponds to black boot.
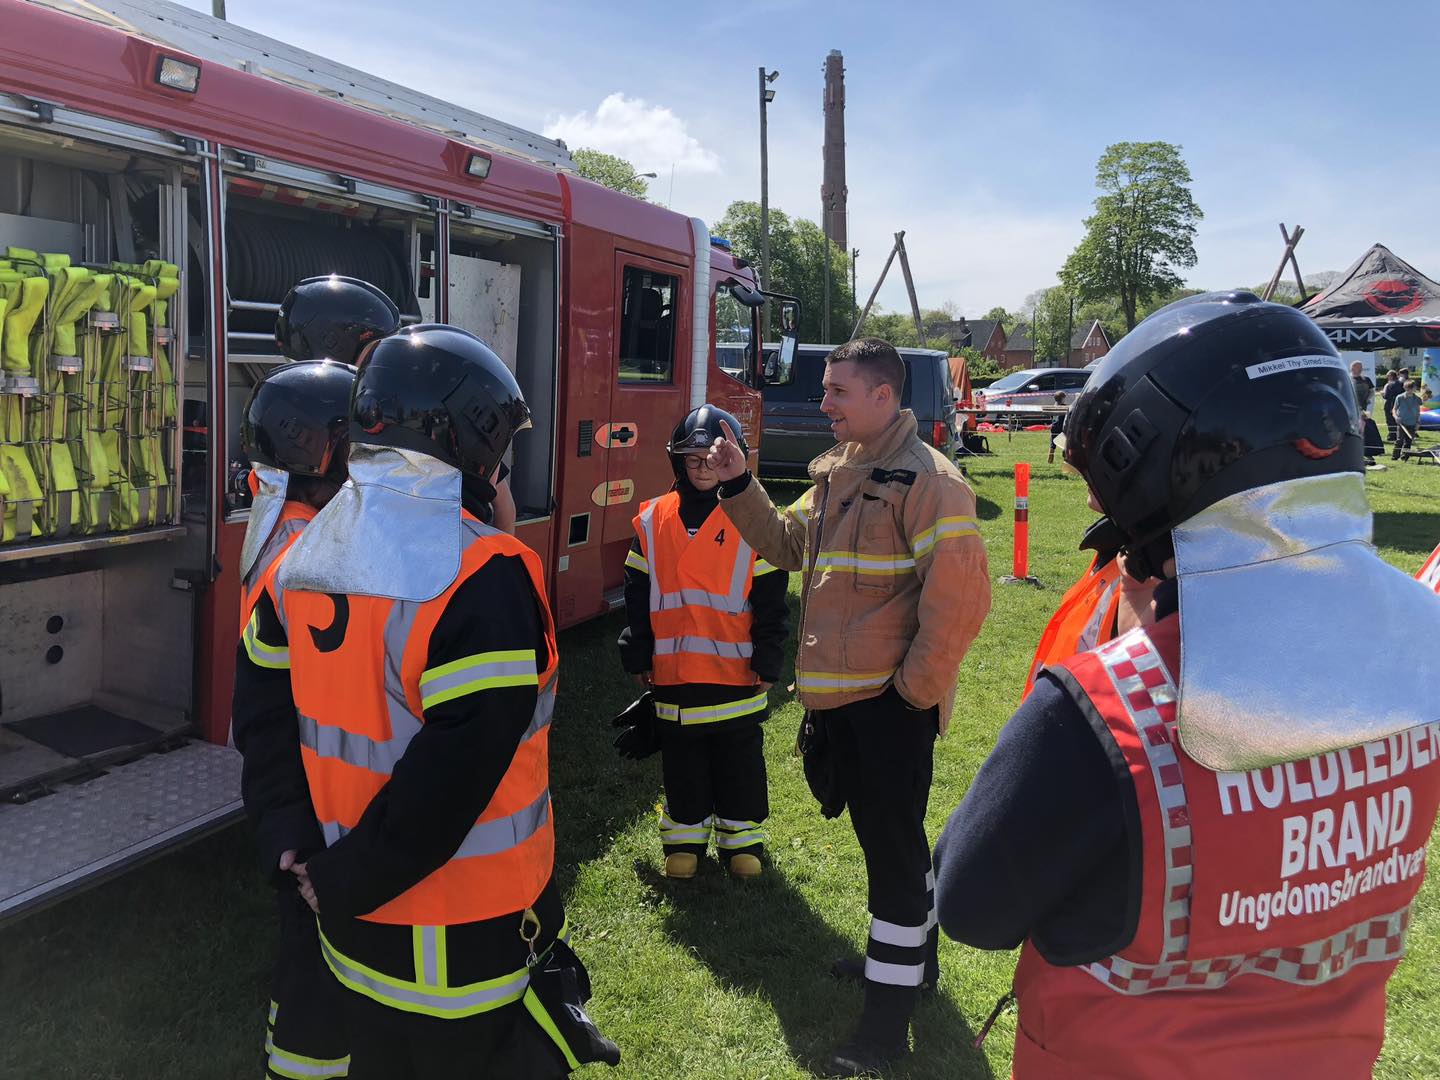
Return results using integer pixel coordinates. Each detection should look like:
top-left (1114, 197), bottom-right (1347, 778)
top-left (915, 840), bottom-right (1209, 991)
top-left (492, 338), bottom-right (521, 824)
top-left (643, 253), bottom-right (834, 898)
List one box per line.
top-left (822, 983), bottom-right (914, 1077)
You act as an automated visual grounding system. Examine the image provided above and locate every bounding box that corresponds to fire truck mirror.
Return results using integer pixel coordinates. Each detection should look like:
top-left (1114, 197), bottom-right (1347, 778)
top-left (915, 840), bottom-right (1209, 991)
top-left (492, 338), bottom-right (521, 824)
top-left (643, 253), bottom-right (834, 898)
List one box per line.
top-left (768, 334), bottom-right (798, 387)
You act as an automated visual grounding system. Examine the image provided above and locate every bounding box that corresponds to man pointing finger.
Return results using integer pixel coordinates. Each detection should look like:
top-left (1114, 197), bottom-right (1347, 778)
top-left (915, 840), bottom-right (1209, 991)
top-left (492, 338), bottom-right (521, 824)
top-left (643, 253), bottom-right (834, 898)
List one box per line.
top-left (710, 338), bottom-right (991, 1076)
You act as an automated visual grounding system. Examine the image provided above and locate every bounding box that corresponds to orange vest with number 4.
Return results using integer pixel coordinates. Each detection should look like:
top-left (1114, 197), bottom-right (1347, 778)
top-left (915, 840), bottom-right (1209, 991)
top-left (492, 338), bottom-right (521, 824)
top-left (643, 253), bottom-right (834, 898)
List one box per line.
top-left (633, 491), bottom-right (760, 687)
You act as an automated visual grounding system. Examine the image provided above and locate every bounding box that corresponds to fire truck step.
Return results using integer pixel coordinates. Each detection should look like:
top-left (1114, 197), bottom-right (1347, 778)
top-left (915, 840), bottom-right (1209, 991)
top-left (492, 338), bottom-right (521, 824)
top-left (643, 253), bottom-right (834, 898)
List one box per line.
top-left (3, 705), bottom-right (166, 759)
top-left (0, 739), bottom-right (242, 923)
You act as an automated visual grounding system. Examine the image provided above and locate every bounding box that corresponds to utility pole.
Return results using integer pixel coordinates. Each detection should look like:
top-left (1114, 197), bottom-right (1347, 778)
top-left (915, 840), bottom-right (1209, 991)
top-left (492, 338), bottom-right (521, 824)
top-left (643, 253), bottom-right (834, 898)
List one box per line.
top-left (1066, 294), bottom-right (1075, 368)
top-left (212, 0), bottom-right (226, 17)
top-left (759, 67), bottom-right (778, 339)
top-left (851, 248), bottom-right (859, 330)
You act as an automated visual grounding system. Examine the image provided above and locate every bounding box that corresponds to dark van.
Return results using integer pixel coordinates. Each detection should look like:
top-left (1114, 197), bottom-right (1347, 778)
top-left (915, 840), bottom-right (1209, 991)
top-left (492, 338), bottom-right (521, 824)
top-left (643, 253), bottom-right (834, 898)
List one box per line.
top-left (728, 343), bottom-right (957, 479)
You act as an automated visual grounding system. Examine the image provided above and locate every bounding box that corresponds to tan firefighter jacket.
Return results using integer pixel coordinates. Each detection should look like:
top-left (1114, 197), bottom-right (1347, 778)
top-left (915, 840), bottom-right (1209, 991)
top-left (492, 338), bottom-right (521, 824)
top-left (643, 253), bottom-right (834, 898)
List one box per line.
top-left (721, 410), bottom-right (990, 730)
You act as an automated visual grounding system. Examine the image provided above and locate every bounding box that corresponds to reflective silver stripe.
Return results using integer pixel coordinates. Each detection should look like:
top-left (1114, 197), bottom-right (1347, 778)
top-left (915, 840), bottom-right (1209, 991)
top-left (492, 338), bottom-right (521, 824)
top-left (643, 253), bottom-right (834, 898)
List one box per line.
top-left (419, 653), bottom-right (538, 707)
top-left (298, 714), bottom-right (407, 774)
top-left (654, 692), bottom-right (767, 725)
top-left (864, 957), bottom-right (927, 987)
top-left (653, 636), bottom-right (753, 659)
top-left (265, 1039), bottom-right (351, 1078)
top-left (454, 788), bottom-right (551, 859)
top-left (869, 915), bottom-right (930, 949)
top-left (525, 685), bottom-right (555, 741)
top-left (639, 502), bottom-right (661, 616)
top-left (320, 788), bottom-right (550, 860)
top-left (420, 926), bottom-right (440, 986)
top-left (318, 932), bottom-right (529, 1018)
top-left (657, 587), bottom-right (752, 615)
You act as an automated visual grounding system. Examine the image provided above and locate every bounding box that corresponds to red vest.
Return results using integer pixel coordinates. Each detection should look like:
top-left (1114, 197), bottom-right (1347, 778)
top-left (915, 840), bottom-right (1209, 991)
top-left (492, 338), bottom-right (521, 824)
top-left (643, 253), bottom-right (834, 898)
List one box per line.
top-left (1022, 555), bottom-right (1123, 697)
top-left (1014, 616), bottom-right (1440, 1078)
top-left (1418, 542), bottom-right (1440, 593)
top-left (633, 491), bottom-right (759, 688)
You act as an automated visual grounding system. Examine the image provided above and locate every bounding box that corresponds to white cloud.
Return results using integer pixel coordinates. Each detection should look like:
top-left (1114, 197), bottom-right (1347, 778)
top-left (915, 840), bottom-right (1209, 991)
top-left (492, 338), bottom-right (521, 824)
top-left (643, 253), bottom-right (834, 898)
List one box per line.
top-left (543, 94), bottom-right (721, 176)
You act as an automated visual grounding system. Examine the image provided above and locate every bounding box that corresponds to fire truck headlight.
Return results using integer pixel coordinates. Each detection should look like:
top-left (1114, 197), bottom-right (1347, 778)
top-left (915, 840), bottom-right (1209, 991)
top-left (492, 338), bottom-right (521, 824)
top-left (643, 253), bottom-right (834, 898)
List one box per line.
top-left (156, 56), bottom-right (201, 94)
top-left (466, 153), bottom-right (492, 180)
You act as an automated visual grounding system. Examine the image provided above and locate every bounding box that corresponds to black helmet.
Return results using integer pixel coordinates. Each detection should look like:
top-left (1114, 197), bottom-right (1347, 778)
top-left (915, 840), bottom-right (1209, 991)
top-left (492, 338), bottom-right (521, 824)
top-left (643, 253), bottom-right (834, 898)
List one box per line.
top-left (1064, 290), bottom-right (1361, 579)
top-left (351, 324), bottom-right (530, 481)
top-left (241, 360), bottom-right (358, 477)
top-left (275, 275), bottom-right (400, 365)
top-left (666, 403), bottom-right (748, 480)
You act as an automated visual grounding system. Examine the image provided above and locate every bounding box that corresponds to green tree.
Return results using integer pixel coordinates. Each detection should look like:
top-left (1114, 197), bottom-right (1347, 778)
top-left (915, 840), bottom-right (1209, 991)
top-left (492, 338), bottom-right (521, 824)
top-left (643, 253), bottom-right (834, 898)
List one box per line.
top-left (572, 148), bottom-right (650, 199)
top-left (1022, 285), bottom-right (1079, 364)
top-left (957, 345), bottom-right (1000, 380)
top-left (983, 305), bottom-right (1015, 325)
top-left (713, 201), bottom-right (854, 342)
top-left (1061, 141), bottom-right (1202, 331)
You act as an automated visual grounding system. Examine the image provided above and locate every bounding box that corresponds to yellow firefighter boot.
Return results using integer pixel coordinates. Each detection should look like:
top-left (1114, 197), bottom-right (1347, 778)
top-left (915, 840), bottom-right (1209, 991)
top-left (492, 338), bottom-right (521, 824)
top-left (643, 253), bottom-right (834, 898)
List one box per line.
top-left (663, 852), bottom-right (698, 880)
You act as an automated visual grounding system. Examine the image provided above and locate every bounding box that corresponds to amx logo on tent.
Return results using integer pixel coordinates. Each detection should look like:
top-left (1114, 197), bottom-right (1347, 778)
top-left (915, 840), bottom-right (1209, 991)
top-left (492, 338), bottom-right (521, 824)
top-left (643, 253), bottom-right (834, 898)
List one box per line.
top-left (1328, 328), bottom-right (1397, 344)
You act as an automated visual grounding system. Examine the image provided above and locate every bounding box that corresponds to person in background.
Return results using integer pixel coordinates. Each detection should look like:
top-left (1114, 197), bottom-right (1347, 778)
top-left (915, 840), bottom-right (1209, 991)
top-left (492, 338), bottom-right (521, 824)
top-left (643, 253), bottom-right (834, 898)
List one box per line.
top-left (1352, 360), bottom-right (1379, 467)
top-left (1047, 391), bottom-right (1067, 464)
top-left (1394, 378), bottom-right (1423, 460)
top-left (705, 337), bottom-right (990, 1076)
top-left (934, 291), bottom-right (1440, 1078)
top-left (618, 403), bottom-right (789, 880)
top-left (1382, 369), bottom-right (1403, 443)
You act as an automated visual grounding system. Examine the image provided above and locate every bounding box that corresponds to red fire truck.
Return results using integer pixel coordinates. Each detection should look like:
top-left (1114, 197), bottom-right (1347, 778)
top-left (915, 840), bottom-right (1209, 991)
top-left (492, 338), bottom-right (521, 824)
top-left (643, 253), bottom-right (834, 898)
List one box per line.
top-left (0, 0), bottom-right (797, 919)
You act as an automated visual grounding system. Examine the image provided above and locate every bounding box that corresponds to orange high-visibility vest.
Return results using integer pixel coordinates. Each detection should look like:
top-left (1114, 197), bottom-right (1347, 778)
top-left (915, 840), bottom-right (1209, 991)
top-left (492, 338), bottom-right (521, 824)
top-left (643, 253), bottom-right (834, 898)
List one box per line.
top-left (281, 516), bottom-right (558, 927)
top-left (238, 500), bottom-right (316, 635)
top-left (1022, 555), bottom-right (1124, 697)
top-left (632, 491), bottom-right (759, 687)
top-left (1012, 617), bottom-right (1440, 1078)
top-left (1418, 542), bottom-right (1440, 593)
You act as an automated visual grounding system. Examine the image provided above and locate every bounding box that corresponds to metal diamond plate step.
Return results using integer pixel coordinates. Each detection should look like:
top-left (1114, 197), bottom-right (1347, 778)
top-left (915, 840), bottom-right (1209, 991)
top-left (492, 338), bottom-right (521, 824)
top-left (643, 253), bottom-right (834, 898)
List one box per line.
top-left (0, 740), bottom-right (243, 922)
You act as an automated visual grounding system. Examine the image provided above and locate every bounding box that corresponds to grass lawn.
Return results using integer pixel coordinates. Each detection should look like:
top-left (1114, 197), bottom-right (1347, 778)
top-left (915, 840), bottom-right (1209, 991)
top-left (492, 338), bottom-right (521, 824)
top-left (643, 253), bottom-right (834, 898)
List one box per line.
top-left (3, 433), bottom-right (1438, 1079)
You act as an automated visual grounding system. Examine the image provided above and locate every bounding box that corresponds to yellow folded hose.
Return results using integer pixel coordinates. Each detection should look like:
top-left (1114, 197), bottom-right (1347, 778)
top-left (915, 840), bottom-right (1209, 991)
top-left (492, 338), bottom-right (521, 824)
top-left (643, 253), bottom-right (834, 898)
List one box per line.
top-left (0, 257), bottom-right (48, 542)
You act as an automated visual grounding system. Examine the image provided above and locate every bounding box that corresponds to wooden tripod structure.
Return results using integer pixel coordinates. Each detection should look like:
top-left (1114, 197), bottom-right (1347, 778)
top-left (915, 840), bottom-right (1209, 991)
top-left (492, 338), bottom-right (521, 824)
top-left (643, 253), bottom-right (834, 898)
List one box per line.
top-left (850, 230), bottom-right (927, 345)
top-left (1262, 223), bottom-right (1308, 302)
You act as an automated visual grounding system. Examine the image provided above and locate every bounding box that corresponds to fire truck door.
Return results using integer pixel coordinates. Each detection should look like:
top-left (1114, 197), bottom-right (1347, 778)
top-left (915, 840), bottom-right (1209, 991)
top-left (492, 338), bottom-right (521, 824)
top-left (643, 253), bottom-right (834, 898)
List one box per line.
top-left (598, 252), bottom-right (689, 578)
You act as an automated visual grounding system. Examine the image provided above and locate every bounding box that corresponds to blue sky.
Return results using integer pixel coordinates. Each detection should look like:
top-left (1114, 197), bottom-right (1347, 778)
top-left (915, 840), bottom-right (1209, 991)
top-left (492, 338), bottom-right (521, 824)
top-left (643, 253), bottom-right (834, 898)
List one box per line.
top-left (176, 0), bottom-right (1440, 316)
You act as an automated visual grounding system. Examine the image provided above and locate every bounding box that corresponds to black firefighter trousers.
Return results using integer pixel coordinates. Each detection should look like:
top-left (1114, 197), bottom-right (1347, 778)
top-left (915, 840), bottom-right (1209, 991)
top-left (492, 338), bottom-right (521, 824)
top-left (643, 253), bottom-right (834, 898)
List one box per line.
top-left (822, 686), bottom-right (940, 1036)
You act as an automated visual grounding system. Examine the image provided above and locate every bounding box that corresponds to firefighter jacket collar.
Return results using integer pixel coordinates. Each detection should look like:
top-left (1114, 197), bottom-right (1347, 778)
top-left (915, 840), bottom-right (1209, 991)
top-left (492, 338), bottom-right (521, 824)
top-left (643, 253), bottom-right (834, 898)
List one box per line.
top-left (808, 410), bottom-right (918, 480)
top-left (278, 443), bottom-right (463, 602)
top-left (1172, 473), bottom-right (1440, 772)
top-left (239, 463), bottom-right (289, 581)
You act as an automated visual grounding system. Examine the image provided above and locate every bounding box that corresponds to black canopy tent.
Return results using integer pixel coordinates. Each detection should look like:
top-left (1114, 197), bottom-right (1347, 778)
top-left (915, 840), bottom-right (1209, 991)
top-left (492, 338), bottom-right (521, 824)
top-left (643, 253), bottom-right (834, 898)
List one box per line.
top-left (1299, 243), bottom-right (1440, 350)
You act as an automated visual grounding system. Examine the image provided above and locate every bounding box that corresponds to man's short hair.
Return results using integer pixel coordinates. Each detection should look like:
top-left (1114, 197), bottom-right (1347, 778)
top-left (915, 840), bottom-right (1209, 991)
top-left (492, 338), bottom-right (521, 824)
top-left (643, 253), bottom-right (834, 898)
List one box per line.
top-left (826, 337), bottom-right (906, 397)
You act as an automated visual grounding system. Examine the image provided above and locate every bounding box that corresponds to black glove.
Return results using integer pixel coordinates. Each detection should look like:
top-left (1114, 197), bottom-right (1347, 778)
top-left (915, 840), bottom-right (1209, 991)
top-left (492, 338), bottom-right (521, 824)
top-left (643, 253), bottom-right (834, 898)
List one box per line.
top-left (611, 692), bottom-right (660, 760)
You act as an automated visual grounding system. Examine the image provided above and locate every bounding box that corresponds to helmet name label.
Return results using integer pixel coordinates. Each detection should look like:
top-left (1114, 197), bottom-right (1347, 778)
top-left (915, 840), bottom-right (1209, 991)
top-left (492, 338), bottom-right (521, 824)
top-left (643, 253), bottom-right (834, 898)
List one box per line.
top-left (1245, 354), bottom-right (1346, 380)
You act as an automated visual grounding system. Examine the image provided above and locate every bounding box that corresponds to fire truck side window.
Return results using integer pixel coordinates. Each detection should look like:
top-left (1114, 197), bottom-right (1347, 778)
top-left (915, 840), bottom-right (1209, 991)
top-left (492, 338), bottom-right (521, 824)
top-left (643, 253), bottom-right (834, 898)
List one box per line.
top-left (618, 266), bottom-right (677, 383)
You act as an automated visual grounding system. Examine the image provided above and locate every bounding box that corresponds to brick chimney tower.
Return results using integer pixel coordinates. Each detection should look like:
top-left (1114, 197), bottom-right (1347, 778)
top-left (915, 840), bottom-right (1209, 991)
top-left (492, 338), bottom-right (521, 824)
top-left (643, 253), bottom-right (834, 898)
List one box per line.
top-left (821, 49), bottom-right (847, 252)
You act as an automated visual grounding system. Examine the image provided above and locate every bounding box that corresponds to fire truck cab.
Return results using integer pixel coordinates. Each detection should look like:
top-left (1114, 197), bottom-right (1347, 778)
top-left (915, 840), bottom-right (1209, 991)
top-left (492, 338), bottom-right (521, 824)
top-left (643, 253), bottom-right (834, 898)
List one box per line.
top-left (0, 0), bottom-right (789, 920)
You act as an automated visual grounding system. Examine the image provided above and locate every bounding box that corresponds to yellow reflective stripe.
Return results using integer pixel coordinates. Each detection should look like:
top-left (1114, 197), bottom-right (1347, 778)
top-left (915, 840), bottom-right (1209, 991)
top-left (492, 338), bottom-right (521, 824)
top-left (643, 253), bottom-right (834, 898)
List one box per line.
top-left (814, 550), bottom-right (917, 575)
top-left (654, 691), bottom-right (768, 725)
top-left (796, 669), bottom-right (895, 692)
top-left (787, 489), bottom-right (813, 525)
top-left (264, 1039), bottom-right (351, 1080)
top-left (753, 558), bottom-right (781, 576)
top-left (912, 515), bottom-right (980, 558)
top-left (523, 988), bottom-right (583, 1071)
top-left (419, 649), bottom-right (539, 709)
top-left (624, 548), bottom-right (649, 573)
top-left (318, 924), bottom-right (530, 1018)
top-left (243, 611), bottom-right (290, 669)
